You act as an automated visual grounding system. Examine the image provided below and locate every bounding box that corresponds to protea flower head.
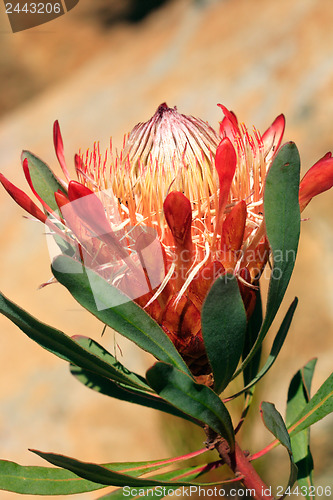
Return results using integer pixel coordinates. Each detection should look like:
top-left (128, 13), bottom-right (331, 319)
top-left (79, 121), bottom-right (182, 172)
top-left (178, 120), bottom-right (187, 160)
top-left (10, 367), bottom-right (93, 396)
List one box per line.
top-left (1, 103), bottom-right (333, 377)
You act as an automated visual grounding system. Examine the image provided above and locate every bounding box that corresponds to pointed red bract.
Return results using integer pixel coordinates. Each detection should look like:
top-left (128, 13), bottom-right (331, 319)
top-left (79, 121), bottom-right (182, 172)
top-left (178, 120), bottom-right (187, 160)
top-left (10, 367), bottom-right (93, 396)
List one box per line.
top-left (299, 153), bottom-right (333, 211)
top-left (221, 200), bottom-right (247, 251)
top-left (53, 120), bottom-right (71, 182)
top-left (74, 153), bottom-right (84, 175)
top-left (189, 261), bottom-right (225, 311)
top-left (0, 173), bottom-right (47, 223)
top-left (68, 181), bottom-right (112, 234)
top-left (238, 268), bottom-right (256, 319)
top-left (218, 104), bottom-right (240, 138)
top-left (54, 190), bottom-right (69, 210)
top-left (67, 180), bottom-right (133, 265)
top-left (161, 294), bottom-right (204, 373)
top-left (68, 180), bottom-right (95, 201)
top-left (215, 137), bottom-right (237, 214)
top-left (0, 172), bottom-right (77, 246)
top-left (262, 114), bottom-right (285, 161)
top-left (221, 200), bottom-right (247, 271)
top-left (164, 191), bottom-right (192, 249)
top-left (164, 191), bottom-right (193, 287)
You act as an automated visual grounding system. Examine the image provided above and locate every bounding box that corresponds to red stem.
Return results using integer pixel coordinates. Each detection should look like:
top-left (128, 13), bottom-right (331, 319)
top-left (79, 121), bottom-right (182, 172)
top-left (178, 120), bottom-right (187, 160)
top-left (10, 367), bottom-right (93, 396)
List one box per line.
top-left (233, 442), bottom-right (274, 500)
top-left (205, 429), bottom-right (274, 499)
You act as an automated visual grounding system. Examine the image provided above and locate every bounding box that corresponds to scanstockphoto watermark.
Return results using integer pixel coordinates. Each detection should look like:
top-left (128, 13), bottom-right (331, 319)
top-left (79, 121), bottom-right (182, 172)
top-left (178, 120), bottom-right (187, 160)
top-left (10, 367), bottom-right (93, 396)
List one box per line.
top-left (122, 486), bottom-right (259, 497)
top-left (122, 485), bottom-right (333, 497)
top-left (46, 188), bottom-right (296, 310)
top-left (3, 0), bottom-right (80, 33)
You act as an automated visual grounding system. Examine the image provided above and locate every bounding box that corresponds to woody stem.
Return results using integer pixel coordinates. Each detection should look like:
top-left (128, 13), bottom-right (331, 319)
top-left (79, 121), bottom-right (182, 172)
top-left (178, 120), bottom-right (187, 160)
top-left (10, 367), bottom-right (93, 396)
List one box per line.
top-left (206, 430), bottom-right (274, 500)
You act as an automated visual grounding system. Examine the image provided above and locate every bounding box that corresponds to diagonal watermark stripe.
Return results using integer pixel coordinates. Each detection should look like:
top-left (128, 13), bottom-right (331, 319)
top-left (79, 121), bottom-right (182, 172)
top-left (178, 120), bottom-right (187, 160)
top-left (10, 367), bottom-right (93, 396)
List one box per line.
top-left (46, 188), bottom-right (166, 310)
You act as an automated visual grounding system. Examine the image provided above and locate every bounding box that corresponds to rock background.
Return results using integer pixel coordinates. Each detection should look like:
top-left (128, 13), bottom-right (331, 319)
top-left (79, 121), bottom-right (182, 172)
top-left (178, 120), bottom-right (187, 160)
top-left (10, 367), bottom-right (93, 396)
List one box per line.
top-left (0, 0), bottom-right (332, 498)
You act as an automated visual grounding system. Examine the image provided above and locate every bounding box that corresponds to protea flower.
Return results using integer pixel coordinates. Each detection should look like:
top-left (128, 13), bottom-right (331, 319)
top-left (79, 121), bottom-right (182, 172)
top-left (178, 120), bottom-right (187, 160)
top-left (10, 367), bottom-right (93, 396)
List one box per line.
top-left (1, 103), bottom-right (333, 377)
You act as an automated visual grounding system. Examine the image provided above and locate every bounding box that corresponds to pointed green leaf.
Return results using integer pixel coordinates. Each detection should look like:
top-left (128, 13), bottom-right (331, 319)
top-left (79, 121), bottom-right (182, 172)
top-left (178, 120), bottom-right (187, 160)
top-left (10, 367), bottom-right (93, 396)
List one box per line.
top-left (263, 142), bottom-right (301, 328)
top-left (233, 289), bottom-right (263, 433)
top-left (289, 371), bottom-right (333, 436)
top-left (0, 459), bottom-right (106, 495)
top-left (146, 362), bottom-right (234, 450)
top-left (72, 336), bottom-right (150, 391)
top-left (260, 402), bottom-right (298, 492)
top-left (286, 359), bottom-right (317, 497)
top-left (237, 143), bottom-right (301, 375)
top-left (286, 358), bottom-right (317, 427)
top-left (0, 452), bottom-right (210, 495)
top-left (261, 402), bottom-right (293, 453)
top-left (228, 298), bottom-right (298, 400)
top-left (30, 450), bottom-right (228, 488)
top-left (302, 360), bottom-right (317, 399)
top-left (242, 288), bottom-right (263, 387)
top-left (0, 292), bottom-right (147, 390)
top-left (21, 150), bottom-right (66, 211)
top-left (70, 364), bottom-right (200, 425)
top-left (52, 256), bottom-right (191, 375)
top-left (94, 448), bottom-right (210, 477)
top-left (202, 274), bottom-right (247, 394)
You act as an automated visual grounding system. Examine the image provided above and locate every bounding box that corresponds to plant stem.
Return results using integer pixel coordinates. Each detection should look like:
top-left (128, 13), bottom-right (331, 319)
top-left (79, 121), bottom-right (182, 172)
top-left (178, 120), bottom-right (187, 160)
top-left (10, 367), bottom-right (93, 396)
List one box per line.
top-left (205, 429), bottom-right (274, 499)
top-left (233, 442), bottom-right (274, 499)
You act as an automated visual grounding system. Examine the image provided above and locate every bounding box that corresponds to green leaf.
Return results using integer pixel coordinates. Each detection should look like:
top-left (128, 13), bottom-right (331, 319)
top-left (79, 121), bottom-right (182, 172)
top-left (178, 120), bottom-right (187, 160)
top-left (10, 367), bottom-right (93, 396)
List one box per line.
top-left (260, 402), bottom-right (298, 493)
top-left (21, 150), bottom-right (66, 211)
top-left (72, 336), bottom-right (150, 391)
top-left (202, 274), bottom-right (247, 393)
top-left (286, 359), bottom-right (317, 497)
top-left (0, 292), bottom-right (147, 390)
top-left (289, 371), bottom-right (333, 436)
top-left (0, 459), bottom-right (106, 495)
top-left (242, 287), bottom-right (263, 387)
top-left (30, 450), bottom-right (226, 488)
top-left (70, 364), bottom-right (200, 425)
top-left (263, 142), bottom-right (300, 326)
top-left (53, 232), bottom-right (76, 258)
top-left (237, 143), bottom-right (301, 375)
top-left (0, 452), bottom-right (210, 495)
top-left (302, 360), bottom-right (317, 398)
top-left (286, 358), bottom-right (317, 428)
top-left (52, 256), bottom-right (191, 375)
top-left (233, 289), bottom-right (263, 434)
top-left (228, 298), bottom-right (298, 400)
top-left (146, 362), bottom-right (234, 450)
top-left (99, 460), bottom-right (238, 499)
top-left (98, 466), bottom-right (208, 499)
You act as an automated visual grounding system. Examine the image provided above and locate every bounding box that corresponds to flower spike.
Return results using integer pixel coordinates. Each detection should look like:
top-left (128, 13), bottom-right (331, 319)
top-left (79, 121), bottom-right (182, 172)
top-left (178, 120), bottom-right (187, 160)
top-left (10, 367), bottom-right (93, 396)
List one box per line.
top-left (3, 103), bottom-right (333, 378)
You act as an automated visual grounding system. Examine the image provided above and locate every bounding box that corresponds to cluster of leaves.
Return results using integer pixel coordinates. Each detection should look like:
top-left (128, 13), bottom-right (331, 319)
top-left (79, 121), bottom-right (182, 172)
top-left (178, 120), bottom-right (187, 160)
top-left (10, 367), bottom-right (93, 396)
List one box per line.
top-left (0, 144), bottom-right (332, 497)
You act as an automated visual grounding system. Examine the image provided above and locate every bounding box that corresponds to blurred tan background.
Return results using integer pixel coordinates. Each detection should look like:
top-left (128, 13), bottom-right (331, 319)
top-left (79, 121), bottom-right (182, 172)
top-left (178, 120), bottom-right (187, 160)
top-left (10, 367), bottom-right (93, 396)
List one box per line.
top-left (0, 0), bottom-right (332, 498)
